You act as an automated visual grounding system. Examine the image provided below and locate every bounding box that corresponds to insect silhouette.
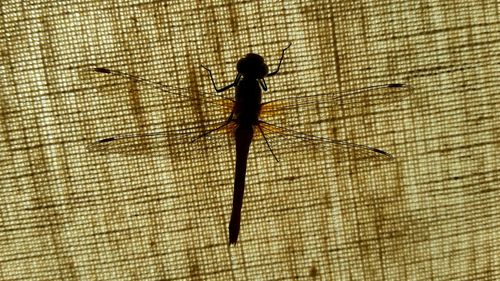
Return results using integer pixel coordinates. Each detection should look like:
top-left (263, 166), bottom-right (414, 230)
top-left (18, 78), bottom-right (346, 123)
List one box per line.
top-left (87, 43), bottom-right (407, 244)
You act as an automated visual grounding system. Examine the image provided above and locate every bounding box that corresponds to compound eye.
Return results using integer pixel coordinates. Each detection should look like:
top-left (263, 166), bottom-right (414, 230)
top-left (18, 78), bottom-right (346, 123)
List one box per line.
top-left (237, 54), bottom-right (268, 78)
top-left (245, 53), bottom-right (264, 64)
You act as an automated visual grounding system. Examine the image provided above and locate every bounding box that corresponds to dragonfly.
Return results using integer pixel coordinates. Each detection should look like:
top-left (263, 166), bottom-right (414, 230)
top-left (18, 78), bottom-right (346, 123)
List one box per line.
top-left (86, 43), bottom-right (407, 244)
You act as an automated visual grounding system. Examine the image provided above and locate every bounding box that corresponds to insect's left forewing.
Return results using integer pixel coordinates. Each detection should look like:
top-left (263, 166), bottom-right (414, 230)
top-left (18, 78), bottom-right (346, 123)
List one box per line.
top-left (261, 84), bottom-right (410, 118)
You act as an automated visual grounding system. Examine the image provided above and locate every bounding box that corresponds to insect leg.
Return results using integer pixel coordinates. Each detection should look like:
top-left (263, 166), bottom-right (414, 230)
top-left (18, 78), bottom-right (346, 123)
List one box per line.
top-left (259, 79), bottom-right (268, 91)
top-left (267, 42), bottom-right (292, 77)
top-left (257, 123), bottom-right (279, 162)
top-left (189, 112), bottom-right (234, 143)
top-left (200, 65), bottom-right (241, 93)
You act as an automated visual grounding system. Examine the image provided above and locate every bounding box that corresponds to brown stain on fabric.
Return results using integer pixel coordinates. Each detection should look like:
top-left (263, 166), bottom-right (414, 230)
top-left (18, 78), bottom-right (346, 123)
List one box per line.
top-left (342, 162), bottom-right (431, 280)
top-left (299, 3), bottom-right (433, 279)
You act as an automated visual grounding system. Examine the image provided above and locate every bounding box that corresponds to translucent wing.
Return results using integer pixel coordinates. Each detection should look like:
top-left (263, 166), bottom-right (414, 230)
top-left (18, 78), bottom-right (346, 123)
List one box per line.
top-left (79, 66), bottom-right (235, 155)
top-left (89, 67), bottom-right (235, 105)
top-left (257, 121), bottom-right (391, 163)
top-left (254, 84), bottom-right (410, 162)
top-left (261, 84), bottom-right (409, 119)
top-left (82, 65), bottom-right (409, 162)
top-left (87, 120), bottom-right (235, 156)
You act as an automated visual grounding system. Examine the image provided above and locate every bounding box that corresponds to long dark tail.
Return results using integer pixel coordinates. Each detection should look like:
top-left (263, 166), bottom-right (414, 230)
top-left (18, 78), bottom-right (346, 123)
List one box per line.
top-left (229, 125), bottom-right (254, 244)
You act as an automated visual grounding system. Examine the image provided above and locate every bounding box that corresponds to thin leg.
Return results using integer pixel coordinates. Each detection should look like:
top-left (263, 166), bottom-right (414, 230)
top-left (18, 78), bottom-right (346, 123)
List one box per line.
top-left (257, 124), bottom-right (279, 162)
top-left (190, 112), bottom-right (234, 143)
top-left (259, 79), bottom-right (268, 91)
top-left (200, 65), bottom-right (241, 93)
top-left (267, 42), bottom-right (292, 77)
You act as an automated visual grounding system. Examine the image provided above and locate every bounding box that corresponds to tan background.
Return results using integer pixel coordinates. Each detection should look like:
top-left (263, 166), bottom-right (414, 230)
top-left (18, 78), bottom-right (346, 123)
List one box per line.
top-left (0, 0), bottom-right (498, 280)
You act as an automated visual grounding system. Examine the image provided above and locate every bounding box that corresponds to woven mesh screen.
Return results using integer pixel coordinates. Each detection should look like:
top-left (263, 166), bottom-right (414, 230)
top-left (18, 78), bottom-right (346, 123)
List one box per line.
top-left (1, 1), bottom-right (498, 280)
